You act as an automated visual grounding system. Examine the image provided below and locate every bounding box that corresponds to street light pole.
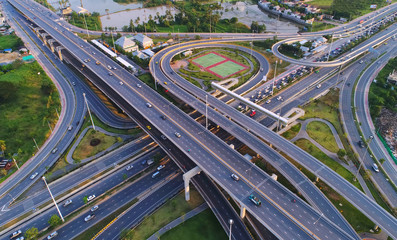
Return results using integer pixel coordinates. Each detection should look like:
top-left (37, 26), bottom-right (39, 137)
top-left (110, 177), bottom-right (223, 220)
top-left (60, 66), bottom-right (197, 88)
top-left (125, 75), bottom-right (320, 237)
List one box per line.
top-left (271, 60), bottom-right (278, 96)
top-left (205, 94), bottom-right (208, 130)
top-left (354, 135), bottom-right (374, 181)
top-left (12, 157), bottom-right (19, 170)
top-left (42, 176), bottom-right (65, 222)
top-left (83, 93), bottom-right (96, 131)
top-left (82, 12), bottom-right (89, 38)
top-left (313, 213), bottom-right (324, 225)
top-left (229, 219), bottom-right (234, 240)
top-left (326, 32), bottom-right (334, 62)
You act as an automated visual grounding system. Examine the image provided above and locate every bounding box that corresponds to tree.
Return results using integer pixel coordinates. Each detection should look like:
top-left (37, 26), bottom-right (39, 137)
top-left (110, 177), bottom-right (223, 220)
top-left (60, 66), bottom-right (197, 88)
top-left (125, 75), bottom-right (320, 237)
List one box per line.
top-left (230, 17), bottom-right (238, 24)
top-left (24, 227), bottom-right (39, 240)
top-left (337, 149), bottom-right (346, 159)
top-left (0, 169), bottom-right (7, 177)
top-left (0, 82), bottom-right (17, 103)
top-left (48, 214), bottom-right (62, 228)
top-left (0, 140), bottom-right (5, 156)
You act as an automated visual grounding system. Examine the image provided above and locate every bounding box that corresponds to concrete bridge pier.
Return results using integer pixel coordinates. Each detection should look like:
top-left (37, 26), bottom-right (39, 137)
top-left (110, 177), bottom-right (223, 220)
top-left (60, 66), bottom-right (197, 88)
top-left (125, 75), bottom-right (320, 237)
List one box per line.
top-left (183, 166), bottom-right (202, 201)
top-left (48, 39), bottom-right (56, 52)
top-left (240, 204), bottom-right (246, 218)
top-left (55, 46), bottom-right (64, 61)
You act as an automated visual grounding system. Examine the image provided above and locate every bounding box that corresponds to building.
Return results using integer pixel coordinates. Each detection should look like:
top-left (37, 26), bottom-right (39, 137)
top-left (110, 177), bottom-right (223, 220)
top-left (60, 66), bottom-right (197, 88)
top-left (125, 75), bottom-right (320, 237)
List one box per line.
top-left (142, 49), bottom-right (155, 58)
top-left (132, 50), bottom-right (149, 60)
top-left (134, 33), bottom-right (153, 49)
top-left (115, 36), bottom-right (138, 53)
top-left (387, 70), bottom-right (397, 85)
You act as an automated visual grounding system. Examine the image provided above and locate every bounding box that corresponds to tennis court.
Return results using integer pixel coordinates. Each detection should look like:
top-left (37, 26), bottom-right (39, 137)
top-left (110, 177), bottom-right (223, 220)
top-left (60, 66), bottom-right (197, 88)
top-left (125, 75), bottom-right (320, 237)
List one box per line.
top-left (208, 61), bottom-right (248, 79)
top-left (191, 52), bottom-right (226, 68)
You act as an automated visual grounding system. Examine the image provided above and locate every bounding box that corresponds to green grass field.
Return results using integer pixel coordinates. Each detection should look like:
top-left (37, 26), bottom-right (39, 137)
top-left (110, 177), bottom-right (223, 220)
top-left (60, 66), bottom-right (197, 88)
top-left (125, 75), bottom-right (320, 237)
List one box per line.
top-left (308, 0), bottom-right (333, 8)
top-left (123, 190), bottom-right (204, 239)
top-left (0, 61), bottom-right (60, 182)
top-left (209, 61), bottom-right (246, 78)
top-left (294, 139), bottom-right (362, 190)
top-left (306, 121), bottom-right (340, 153)
top-left (0, 34), bottom-right (24, 50)
top-left (72, 129), bottom-right (117, 161)
top-left (161, 209), bottom-right (227, 240)
top-left (282, 123), bottom-right (301, 140)
top-left (192, 53), bottom-right (225, 68)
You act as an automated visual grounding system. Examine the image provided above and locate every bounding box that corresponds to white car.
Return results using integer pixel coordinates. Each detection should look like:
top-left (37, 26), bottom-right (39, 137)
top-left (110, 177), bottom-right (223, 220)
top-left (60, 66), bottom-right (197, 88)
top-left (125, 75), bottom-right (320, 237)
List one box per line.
top-left (47, 231), bottom-right (58, 239)
top-left (87, 195), bottom-right (96, 202)
top-left (125, 165), bottom-right (133, 171)
top-left (136, 83), bottom-right (142, 88)
top-left (372, 163), bottom-right (380, 172)
top-left (266, 99), bottom-right (271, 104)
top-left (10, 230), bottom-right (22, 239)
top-left (175, 132), bottom-right (181, 138)
top-left (91, 205), bottom-right (99, 212)
top-left (63, 199), bottom-right (72, 207)
top-left (30, 172), bottom-right (38, 180)
top-left (119, 81), bottom-right (124, 85)
top-left (157, 165), bottom-right (165, 171)
top-left (84, 214), bottom-right (95, 222)
top-left (316, 84), bottom-right (322, 89)
top-left (231, 173), bottom-right (240, 181)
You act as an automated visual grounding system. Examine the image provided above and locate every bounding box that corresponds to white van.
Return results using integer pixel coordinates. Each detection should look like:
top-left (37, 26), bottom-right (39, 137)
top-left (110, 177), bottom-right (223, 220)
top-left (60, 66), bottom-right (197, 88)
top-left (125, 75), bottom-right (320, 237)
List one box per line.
top-left (152, 171), bottom-right (160, 178)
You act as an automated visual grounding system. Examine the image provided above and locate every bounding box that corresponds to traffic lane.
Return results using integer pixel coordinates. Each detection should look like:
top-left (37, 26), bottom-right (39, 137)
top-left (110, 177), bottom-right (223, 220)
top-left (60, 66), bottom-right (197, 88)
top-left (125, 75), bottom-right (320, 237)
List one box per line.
top-left (1, 160), bottom-right (178, 240)
top-left (0, 5), bottom-right (80, 205)
top-left (0, 138), bottom-right (153, 226)
top-left (96, 176), bottom-right (184, 240)
top-left (14, 3), bottom-right (350, 238)
top-left (55, 163), bottom-right (179, 240)
top-left (153, 57), bottom-right (355, 236)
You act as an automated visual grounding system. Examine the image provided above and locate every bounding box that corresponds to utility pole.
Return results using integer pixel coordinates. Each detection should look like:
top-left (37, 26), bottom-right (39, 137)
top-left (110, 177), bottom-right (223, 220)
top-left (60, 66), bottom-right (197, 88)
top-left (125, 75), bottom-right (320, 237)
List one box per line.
top-left (32, 138), bottom-right (39, 151)
top-left (229, 219), bottom-right (234, 240)
top-left (12, 157), bottom-right (19, 170)
top-left (110, 29), bottom-right (116, 54)
top-left (47, 120), bottom-right (53, 133)
top-left (83, 93), bottom-right (95, 130)
top-left (42, 176), bottom-right (65, 222)
top-left (271, 60), bottom-right (278, 96)
top-left (326, 32), bottom-right (334, 62)
top-left (354, 135), bottom-right (374, 181)
top-left (205, 95), bottom-right (208, 130)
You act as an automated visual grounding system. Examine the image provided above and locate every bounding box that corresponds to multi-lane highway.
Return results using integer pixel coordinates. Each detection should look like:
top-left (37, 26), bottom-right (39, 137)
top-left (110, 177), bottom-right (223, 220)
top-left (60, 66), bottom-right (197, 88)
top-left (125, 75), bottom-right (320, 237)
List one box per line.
top-left (3, 0), bottom-right (397, 238)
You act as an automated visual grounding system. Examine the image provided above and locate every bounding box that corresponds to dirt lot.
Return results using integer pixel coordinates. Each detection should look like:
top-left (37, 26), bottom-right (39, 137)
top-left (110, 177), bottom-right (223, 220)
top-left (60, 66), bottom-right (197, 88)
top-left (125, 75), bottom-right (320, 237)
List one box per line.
top-left (0, 52), bottom-right (21, 64)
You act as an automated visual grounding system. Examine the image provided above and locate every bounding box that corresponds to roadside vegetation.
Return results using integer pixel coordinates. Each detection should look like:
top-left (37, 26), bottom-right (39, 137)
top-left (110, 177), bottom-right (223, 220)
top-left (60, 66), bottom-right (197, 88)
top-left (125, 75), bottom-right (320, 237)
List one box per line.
top-left (294, 139), bottom-right (362, 189)
top-left (0, 61), bottom-right (60, 183)
top-left (33, 0), bottom-right (55, 11)
top-left (160, 209), bottom-right (227, 240)
top-left (122, 189), bottom-right (204, 239)
top-left (0, 33), bottom-right (24, 50)
top-left (330, 0), bottom-right (390, 20)
top-left (368, 56), bottom-right (397, 119)
top-left (281, 123), bottom-right (301, 140)
top-left (72, 129), bottom-right (118, 161)
top-left (70, 12), bottom-right (102, 31)
top-left (306, 121), bottom-right (339, 153)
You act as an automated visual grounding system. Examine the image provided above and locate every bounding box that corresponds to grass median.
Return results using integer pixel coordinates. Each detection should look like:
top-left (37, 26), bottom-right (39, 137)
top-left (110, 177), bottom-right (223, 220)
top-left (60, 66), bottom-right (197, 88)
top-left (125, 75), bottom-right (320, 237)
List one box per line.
top-left (282, 123), bottom-right (301, 140)
top-left (306, 121), bottom-right (339, 153)
top-left (122, 189), bottom-right (204, 239)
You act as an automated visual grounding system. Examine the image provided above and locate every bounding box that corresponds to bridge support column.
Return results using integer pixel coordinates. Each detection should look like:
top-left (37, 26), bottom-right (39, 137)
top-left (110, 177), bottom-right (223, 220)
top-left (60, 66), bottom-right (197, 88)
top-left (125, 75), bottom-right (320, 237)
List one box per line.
top-left (183, 166), bottom-right (201, 201)
top-left (315, 176), bottom-right (319, 182)
top-left (55, 46), bottom-right (63, 61)
top-left (240, 205), bottom-right (246, 218)
top-left (48, 39), bottom-right (55, 52)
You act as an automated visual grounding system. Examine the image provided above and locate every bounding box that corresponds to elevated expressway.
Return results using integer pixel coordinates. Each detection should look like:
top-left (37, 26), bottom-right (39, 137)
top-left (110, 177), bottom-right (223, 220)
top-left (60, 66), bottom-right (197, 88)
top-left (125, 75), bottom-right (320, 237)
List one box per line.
top-left (151, 31), bottom-right (397, 240)
top-left (8, 0), bottom-right (361, 239)
top-left (9, 0), bottom-right (397, 239)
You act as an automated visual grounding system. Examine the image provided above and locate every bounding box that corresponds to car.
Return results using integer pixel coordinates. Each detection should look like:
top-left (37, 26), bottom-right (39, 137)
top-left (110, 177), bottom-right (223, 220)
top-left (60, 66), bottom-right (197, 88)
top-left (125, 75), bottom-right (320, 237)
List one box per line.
top-left (30, 172), bottom-right (38, 180)
top-left (63, 199), bottom-right (72, 207)
top-left (266, 99), bottom-right (271, 104)
top-left (164, 81), bottom-right (168, 85)
top-left (170, 71), bottom-right (173, 75)
top-left (175, 132), bottom-right (181, 138)
top-left (47, 231), bottom-right (58, 239)
top-left (359, 60), bottom-right (364, 64)
top-left (126, 165), bottom-right (133, 171)
top-left (157, 165), bottom-right (165, 171)
top-left (10, 230), bottom-right (22, 239)
top-left (372, 163), bottom-right (380, 172)
top-left (358, 140), bottom-right (365, 148)
top-left (91, 205), bottom-right (99, 212)
top-left (231, 173), bottom-right (240, 181)
top-left (68, 126), bottom-right (73, 131)
top-left (108, 72), bottom-right (113, 76)
top-left (152, 171), bottom-right (160, 178)
top-left (113, 66), bottom-right (117, 70)
top-left (316, 84), bottom-right (321, 89)
top-left (72, 82), bottom-right (75, 86)
top-left (146, 103), bottom-right (152, 108)
top-left (52, 148), bottom-right (58, 154)
top-left (347, 83), bottom-right (351, 87)
top-left (87, 195), bottom-right (96, 202)
top-left (161, 135), bottom-right (167, 140)
top-left (15, 237), bottom-right (24, 240)
top-left (84, 214), bottom-right (95, 222)
top-left (107, 65), bottom-right (112, 70)
top-left (96, 61), bottom-right (100, 65)
top-left (80, 45), bottom-right (83, 48)
top-left (276, 96), bottom-right (282, 101)
top-left (249, 194), bottom-right (261, 206)
top-left (141, 160), bottom-right (147, 165)
top-left (84, 59), bottom-right (88, 63)
top-left (146, 125), bottom-right (151, 130)
top-left (136, 83), bottom-right (142, 88)
top-left (260, 68), bottom-right (264, 72)
top-left (160, 115), bottom-right (166, 120)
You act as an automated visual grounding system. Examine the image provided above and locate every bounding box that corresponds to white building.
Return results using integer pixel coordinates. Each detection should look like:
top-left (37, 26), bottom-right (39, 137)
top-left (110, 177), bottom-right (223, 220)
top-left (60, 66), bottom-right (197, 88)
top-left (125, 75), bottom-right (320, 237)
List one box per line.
top-left (142, 49), bottom-right (155, 58)
top-left (132, 50), bottom-right (149, 60)
top-left (115, 36), bottom-right (138, 53)
top-left (134, 33), bottom-right (153, 49)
